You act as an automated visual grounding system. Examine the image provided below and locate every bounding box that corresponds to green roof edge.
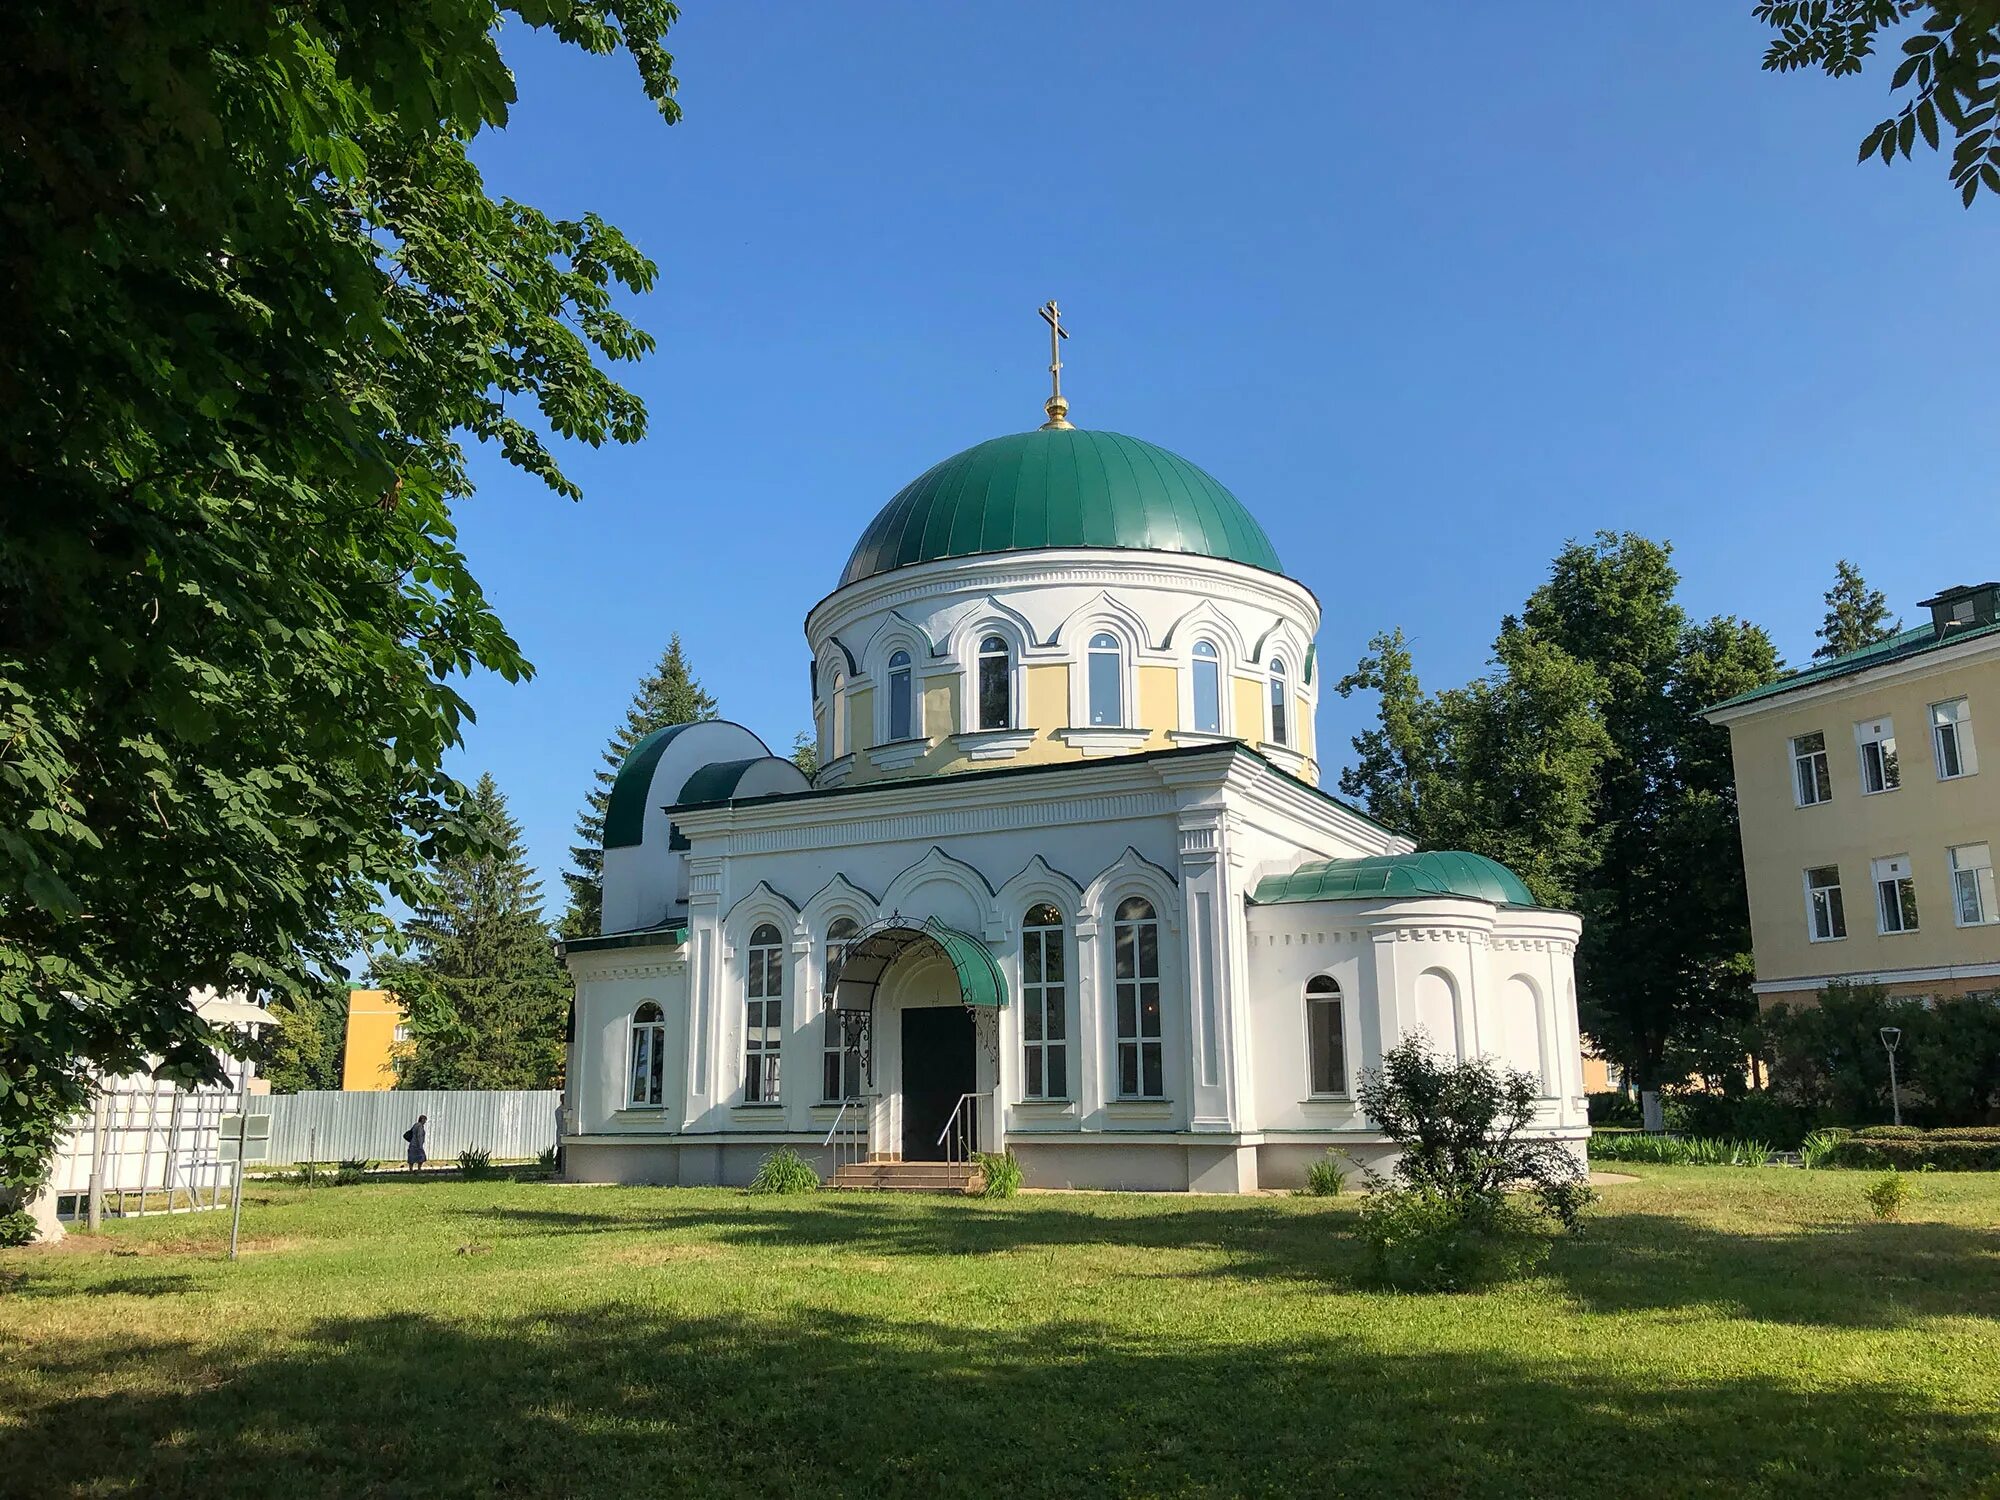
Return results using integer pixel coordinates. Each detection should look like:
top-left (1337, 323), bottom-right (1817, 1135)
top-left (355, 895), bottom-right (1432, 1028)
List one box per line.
top-left (1707, 619), bottom-right (2000, 715)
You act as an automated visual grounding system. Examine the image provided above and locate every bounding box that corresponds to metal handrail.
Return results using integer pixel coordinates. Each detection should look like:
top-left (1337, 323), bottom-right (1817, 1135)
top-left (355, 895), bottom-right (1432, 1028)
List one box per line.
top-left (822, 1097), bottom-right (869, 1172)
top-left (935, 1091), bottom-right (992, 1166)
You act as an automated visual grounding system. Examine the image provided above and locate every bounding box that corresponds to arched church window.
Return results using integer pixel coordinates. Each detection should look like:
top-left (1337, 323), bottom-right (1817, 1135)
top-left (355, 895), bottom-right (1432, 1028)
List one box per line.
top-left (1192, 640), bottom-right (1222, 734)
top-left (744, 923), bottom-right (783, 1104)
top-left (1268, 658), bottom-right (1289, 746)
top-left (821, 917), bottom-right (861, 1101)
top-left (1305, 975), bottom-right (1345, 1096)
top-left (827, 669), bottom-right (846, 760)
top-left (1113, 896), bottom-right (1163, 1098)
top-left (1088, 633), bottom-right (1124, 727)
top-left (629, 1001), bottom-right (667, 1108)
top-left (978, 635), bottom-right (1012, 730)
top-left (887, 650), bottom-right (915, 741)
top-left (1021, 903), bottom-right (1067, 1100)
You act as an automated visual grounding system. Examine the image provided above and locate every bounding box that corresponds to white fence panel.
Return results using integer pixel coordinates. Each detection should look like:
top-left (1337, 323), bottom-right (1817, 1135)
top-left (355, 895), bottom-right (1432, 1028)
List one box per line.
top-left (263, 1090), bottom-right (560, 1164)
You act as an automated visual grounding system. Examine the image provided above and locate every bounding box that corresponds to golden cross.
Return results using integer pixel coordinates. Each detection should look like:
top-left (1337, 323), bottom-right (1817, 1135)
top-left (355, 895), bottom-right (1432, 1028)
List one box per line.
top-left (1038, 299), bottom-right (1073, 429)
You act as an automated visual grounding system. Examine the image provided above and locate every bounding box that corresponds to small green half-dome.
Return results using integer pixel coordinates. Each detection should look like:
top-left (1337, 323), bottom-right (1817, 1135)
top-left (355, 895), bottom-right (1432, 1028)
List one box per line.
top-left (1251, 851), bottom-right (1538, 908)
top-left (839, 428), bottom-right (1283, 588)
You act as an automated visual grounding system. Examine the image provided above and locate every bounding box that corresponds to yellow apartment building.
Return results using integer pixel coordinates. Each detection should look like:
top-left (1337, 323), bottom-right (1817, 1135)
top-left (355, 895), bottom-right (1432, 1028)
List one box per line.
top-left (339, 987), bottom-right (407, 1091)
top-left (1706, 581), bottom-right (2000, 1010)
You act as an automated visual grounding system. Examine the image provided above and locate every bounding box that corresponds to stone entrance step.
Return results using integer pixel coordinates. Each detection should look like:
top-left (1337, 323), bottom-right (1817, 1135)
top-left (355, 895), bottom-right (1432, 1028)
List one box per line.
top-left (832, 1160), bottom-right (984, 1194)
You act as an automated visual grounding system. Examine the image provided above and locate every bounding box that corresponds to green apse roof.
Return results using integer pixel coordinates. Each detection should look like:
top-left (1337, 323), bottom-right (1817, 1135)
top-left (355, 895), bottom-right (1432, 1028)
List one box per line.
top-left (603, 723), bottom-right (703, 850)
top-left (839, 428), bottom-right (1283, 588)
top-left (1251, 851), bottom-right (1538, 908)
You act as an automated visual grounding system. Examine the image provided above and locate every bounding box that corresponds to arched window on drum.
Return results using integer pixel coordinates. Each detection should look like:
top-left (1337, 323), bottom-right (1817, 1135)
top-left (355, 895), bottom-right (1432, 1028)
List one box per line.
top-left (629, 1002), bottom-right (667, 1108)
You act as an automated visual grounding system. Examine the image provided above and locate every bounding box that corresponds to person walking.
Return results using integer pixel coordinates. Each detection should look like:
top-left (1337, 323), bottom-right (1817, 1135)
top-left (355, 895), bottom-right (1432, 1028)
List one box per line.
top-left (403, 1113), bottom-right (428, 1172)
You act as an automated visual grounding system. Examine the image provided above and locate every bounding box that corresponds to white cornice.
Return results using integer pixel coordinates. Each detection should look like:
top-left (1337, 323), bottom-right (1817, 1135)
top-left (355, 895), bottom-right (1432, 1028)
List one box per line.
top-left (1752, 959), bottom-right (2000, 994)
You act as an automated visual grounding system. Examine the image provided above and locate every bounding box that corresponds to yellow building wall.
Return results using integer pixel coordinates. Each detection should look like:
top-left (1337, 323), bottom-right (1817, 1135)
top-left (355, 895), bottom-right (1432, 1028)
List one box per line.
top-left (341, 988), bottom-right (405, 1091)
top-left (1026, 661), bottom-right (1069, 727)
top-left (1726, 650), bottom-right (2000, 1001)
top-left (1233, 675), bottom-right (1263, 743)
top-left (1138, 664), bottom-right (1179, 731)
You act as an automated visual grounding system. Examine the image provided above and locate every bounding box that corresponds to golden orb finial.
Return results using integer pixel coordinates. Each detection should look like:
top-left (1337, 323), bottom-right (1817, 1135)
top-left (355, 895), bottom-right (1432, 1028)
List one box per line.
top-left (1038, 300), bottom-right (1073, 429)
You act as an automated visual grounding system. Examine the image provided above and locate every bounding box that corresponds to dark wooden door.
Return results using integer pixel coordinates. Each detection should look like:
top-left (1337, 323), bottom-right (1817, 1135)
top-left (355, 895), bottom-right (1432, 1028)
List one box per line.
top-left (901, 1006), bottom-right (975, 1161)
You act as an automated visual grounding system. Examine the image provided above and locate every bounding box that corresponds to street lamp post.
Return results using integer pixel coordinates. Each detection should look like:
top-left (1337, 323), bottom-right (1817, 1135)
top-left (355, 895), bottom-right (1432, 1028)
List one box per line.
top-left (1879, 1026), bottom-right (1903, 1127)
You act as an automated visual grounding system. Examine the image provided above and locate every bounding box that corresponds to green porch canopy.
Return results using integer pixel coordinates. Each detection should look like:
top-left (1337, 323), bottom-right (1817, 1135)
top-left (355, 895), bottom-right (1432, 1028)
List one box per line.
top-left (831, 917), bottom-right (1007, 1010)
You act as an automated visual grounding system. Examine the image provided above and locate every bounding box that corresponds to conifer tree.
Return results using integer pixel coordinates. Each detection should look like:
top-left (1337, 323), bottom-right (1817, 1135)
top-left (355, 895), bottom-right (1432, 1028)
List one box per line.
top-left (1813, 560), bottom-right (1901, 660)
top-left (562, 636), bottom-right (718, 937)
top-left (377, 774), bottom-right (568, 1090)
top-left (790, 730), bottom-right (820, 779)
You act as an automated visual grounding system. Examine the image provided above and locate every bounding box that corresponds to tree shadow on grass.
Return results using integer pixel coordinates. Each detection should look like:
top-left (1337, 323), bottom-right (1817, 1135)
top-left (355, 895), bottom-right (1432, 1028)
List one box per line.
top-left (1550, 1210), bottom-right (2000, 1329)
top-left (2, 1301), bottom-right (1993, 1498)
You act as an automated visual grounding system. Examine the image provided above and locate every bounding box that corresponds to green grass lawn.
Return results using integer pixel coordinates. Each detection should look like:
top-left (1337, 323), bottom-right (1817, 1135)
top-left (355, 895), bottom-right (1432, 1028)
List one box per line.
top-left (3, 1168), bottom-right (1997, 1498)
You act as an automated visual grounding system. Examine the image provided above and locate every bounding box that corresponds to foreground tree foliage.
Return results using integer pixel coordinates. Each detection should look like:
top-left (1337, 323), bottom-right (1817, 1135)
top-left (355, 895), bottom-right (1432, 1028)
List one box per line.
top-left (562, 635), bottom-right (717, 938)
top-left (1354, 1037), bottom-right (1591, 1292)
top-left (376, 775), bottom-right (569, 1091)
top-left (0, 3), bottom-right (679, 1216)
top-left (1757, 2), bottom-right (2000, 205)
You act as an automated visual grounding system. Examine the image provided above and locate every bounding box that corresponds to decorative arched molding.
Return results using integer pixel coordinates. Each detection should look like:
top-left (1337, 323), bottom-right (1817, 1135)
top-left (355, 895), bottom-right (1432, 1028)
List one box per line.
top-left (994, 855), bottom-right (1085, 938)
top-left (720, 880), bottom-right (803, 940)
top-left (799, 872), bottom-right (880, 931)
top-left (1068, 611), bottom-right (1143, 729)
top-left (1158, 599), bottom-right (1252, 661)
top-left (1412, 966), bottom-right (1463, 1061)
top-left (939, 595), bottom-right (1041, 660)
top-left (1048, 589), bottom-right (1157, 654)
top-left (881, 845), bottom-right (999, 935)
top-left (825, 636), bottom-right (860, 676)
top-left (860, 607), bottom-right (943, 662)
top-left (1082, 846), bottom-right (1181, 933)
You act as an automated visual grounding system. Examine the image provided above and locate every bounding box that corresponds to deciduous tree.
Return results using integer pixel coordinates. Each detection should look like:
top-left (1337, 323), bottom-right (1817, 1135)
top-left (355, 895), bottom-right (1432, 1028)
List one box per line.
top-left (0, 2), bottom-right (679, 1220)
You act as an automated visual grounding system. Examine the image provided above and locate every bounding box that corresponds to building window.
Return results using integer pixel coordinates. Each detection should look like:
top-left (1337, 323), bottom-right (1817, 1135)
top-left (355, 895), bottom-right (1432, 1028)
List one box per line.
top-left (629, 1001), bottom-right (667, 1107)
top-left (1804, 865), bottom-right (1847, 942)
top-left (821, 917), bottom-right (862, 1101)
top-left (1305, 975), bottom-right (1346, 1096)
top-left (826, 670), bottom-right (845, 760)
top-left (1021, 903), bottom-right (1068, 1099)
top-left (1933, 697), bottom-right (1976, 780)
top-left (1087, 633), bottom-right (1124, 727)
top-left (1857, 718), bottom-right (1900, 795)
top-left (392, 1022), bottom-right (411, 1043)
top-left (743, 923), bottom-right (784, 1102)
top-left (1113, 896), bottom-right (1164, 1098)
top-left (1791, 732), bottom-right (1832, 806)
top-left (1192, 640), bottom-right (1222, 734)
top-left (1872, 856), bottom-right (1919, 934)
top-left (977, 635), bottom-right (1012, 730)
top-left (1268, 659), bottom-right (1289, 746)
top-left (1951, 842), bottom-right (1996, 927)
top-left (887, 650), bottom-right (915, 742)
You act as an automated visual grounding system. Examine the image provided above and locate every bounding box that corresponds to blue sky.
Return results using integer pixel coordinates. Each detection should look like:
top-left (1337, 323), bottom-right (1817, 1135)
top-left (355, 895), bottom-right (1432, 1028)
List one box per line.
top-left (448, 3), bottom-right (1998, 910)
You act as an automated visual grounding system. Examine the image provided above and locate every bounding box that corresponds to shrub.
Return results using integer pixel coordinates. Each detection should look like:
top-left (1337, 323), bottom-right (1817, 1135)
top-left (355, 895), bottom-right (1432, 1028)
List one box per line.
top-left (0, 1209), bottom-right (40, 1247)
top-left (747, 1147), bottom-right (818, 1195)
top-left (1864, 1170), bottom-right (1916, 1220)
top-left (1299, 1152), bottom-right (1347, 1197)
top-left (536, 1146), bottom-right (558, 1173)
top-left (290, 1160), bottom-right (324, 1187)
top-left (973, 1150), bottom-right (1022, 1199)
top-left (1665, 1090), bottom-right (1812, 1150)
top-left (1587, 1133), bottom-right (1769, 1167)
top-left (333, 1159), bottom-right (368, 1186)
top-left (1357, 1189), bottom-right (1550, 1293)
top-left (1826, 1135), bottom-right (2000, 1171)
top-left (1350, 1037), bottom-right (1591, 1292)
top-left (1799, 1129), bottom-right (1849, 1169)
top-left (1586, 1091), bottom-right (1641, 1128)
top-left (1855, 1125), bottom-right (1923, 1140)
top-left (457, 1147), bottom-right (494, 1180)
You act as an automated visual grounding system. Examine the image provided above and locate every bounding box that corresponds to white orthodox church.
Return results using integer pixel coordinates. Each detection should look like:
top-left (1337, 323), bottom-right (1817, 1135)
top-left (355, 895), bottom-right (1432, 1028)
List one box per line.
top-left (559, 321), bottom-right (1588, 1192)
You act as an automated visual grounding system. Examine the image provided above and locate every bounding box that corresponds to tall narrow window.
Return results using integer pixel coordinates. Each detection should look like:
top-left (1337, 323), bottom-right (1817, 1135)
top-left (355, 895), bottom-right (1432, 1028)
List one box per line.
top-left (629, 1001), bottom-right (667, 1107)
top-left (1933, 698), bottom-right (1976, 780)
top-left (1268, 659), bottom-right (1289, 746)
top-left (827, 670), bottom-right (846, 760)
top-left (1305, 975), bottom-right (1346, 1096)
top-left (887, 650), bottom-right (914, 742)
top-left (1113, 896), bottom-right (1164, 1098)
top-left (1872, 856), bottom-right (1919, 934)
top-left (978, 635), bottom-right (1011, 730)
top-left (1805, 866), bottom-right (1847, 942)
top-left (743, 923), bottom-right (783, 1103)
top-left (1192, 640), bottom-right (1222, 734)
top-left (1858, 718), bottom-right (1899, 794)
top-left (1088, 633), bottom-right (1123, 726)
top-left (1021, 903), bottom-right (1068, 1100)
top-left (1791, 732), bottom-right (1832, 806)
top-left (821, 917), bottom-right (862, 1100)
top-left (1951, 843), bottom-right (1996, 926)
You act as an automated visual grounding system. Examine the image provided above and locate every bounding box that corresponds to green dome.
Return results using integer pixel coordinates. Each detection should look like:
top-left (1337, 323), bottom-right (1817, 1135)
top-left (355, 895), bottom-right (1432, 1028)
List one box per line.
top-left (1251, 851), bottom-right (1539, 908)
top-left (839, 428), bottom-right (1282, 588)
